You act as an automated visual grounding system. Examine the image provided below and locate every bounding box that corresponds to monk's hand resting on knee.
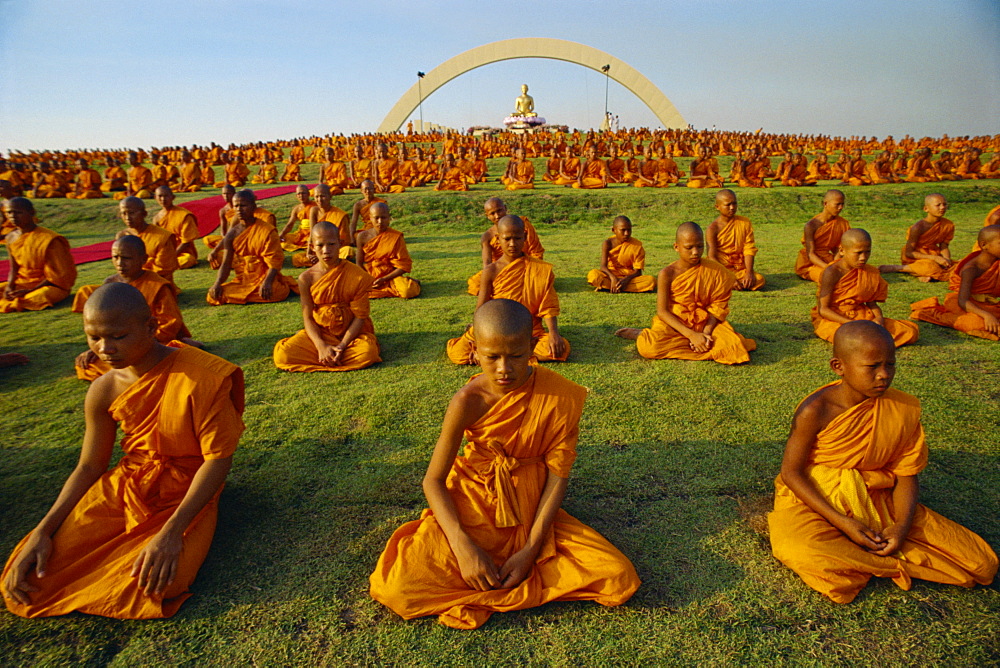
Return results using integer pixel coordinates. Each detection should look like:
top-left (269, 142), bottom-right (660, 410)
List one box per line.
top-left (983, 313), bottom-right (1000, 336)
top-left (259, 278), bottom-right (274, 301)
top-left (208, 282), bottom-right (224, 302)
top-left (454, 538), bottom-right (501, 591)
top-left (548, 336), bottom-right (567, 360)
top-left (687, 332), bottom-right (713, 353)
top-left (76, 350), bottom-right (99, 369)
top-left (207, 251), bottom-right (221, 270)
top-left (838, 517), bottom-right (887, 552)
top-left (2, 531), bottom-right (50, 605)
top-left (132, 528), bottom-right (182, 596)
top-left (499, 547), bottom-right (536, 589)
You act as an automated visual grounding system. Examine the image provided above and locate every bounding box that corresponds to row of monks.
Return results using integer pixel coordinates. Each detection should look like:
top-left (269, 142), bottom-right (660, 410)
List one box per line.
top-left (2, 179), bottom-right (998, 626)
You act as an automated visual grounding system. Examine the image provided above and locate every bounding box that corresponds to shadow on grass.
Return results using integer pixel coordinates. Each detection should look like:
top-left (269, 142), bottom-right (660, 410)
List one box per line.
top-left (0, 341), bottom-right (85, 392)
top-left (415, 279), bottom-right (470, 299)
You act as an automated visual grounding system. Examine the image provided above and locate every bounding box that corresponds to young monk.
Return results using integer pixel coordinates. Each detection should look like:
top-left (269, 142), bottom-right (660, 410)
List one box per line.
top-left (2, 283), bottom-right (244, 619)
top-left (297, 184), bottom-right (353, 265)
top-left (370, 298), bottom-right (640, 629)
top-left (812, 229), bottom-right (919, 347)
top-left (884, 194), bottom-right (954, 282)
top-left (501, 146), bottom-right (535, 190)
top-left (911, 224), bottom-right (1000, 341)
top-left (123, 151), bottom-right (154, 199)
top-left (796, 189), bottom-right (851, 282)
top-left (615, 222), bottom-right (756, 364)
top-left (0, 197), bottom-right (76, 313)
top-left (706, 189), bottom-right (765, 291)
top-left (207, 189), bottom-right (298, 305)
top-left (278, 184), bottom-right (317, 252)
top-left (571, 145), bottom-right (609, 189)
top-left (349, 179), bottom-right (386, 238)
top-left (117, 197), bottom-right (179, 289)
top-left (272, 221), bottom-right (381, 372)
top-left (586, 215), bottom-right (655, 293)
top-left (467, 197), bottom-right (545, 296)
top-left (686, 146), bottom-right (723, 189)
top-left (66, 158), bottom-right (104, 199)
top-left (152, 186), bottom-right (199, 269)
top-left (448, 215), bottom-right (569, 364)
top-left (768, 320), bottom-right (997, 604)
top-left (72, 235), bottom-right (197, 381)
top-left (434, 154), bottom-right (470, 191)
top-left (355, 202), bottom-right (420, 299)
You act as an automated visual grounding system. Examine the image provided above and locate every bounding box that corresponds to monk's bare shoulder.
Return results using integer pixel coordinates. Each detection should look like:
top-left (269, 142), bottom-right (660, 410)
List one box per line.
top-left (480, 227), bottom-right (496, 244)
top-left (792, 384), bottom-right (851, 436)
top-left (297, 264), bottom-right (322, 290)
top-left (85, 368), bottom-right (127, 414)
top-left (447, 377), bottom-right (494, 431)
top-left (908, 219), bottom-right (930, 237)
top-left (356, 228), bottom-right (375, 247)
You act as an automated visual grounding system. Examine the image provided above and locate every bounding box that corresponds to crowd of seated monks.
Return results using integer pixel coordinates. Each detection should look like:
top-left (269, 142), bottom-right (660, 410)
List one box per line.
top-left (4, 127), bottom-right (999, 201)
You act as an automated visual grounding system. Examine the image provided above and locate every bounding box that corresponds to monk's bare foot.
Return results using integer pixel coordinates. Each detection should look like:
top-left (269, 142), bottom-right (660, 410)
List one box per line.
top-left (0, 352), bottom-right (30, 367)
top-left (918, 276), bottom-right (932, 283)
top-left (614, 327), bottom-right (642, 340)
top-left (878, 264), bottom-right (906, 273)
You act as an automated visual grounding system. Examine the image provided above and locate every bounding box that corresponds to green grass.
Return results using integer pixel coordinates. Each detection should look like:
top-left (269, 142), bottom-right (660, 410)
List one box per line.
top-left (1, 174), bottom-right (999, 666)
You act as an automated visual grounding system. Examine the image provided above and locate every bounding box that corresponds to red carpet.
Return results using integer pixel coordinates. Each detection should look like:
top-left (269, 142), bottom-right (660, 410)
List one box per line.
top-left (0, 185), bottom-right (300, 276)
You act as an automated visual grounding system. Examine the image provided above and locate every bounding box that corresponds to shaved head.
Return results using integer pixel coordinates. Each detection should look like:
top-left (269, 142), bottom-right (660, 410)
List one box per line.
top-left (473, 298), bottom-right (533, 342)
top-left (676, 221), bottom-right (703, 242)
top-left (823, 189), bottom-right (844, 202)
top-left (154, 185), bottom-right (173, 197)
top-left (832, 320), bottom-right (894, 360)
top-left (234, 189), bottom-right (256, 204)
top-left (121, 196), bottom-right (145, 212)
top-left (924, 193), bottom-right (945, 206)
top-left (369, 202), bottom-right (390, 217)
top-left (978, 224), bottom-right (1000, 247)
top-left (311, 220), bottom-right (339, 239)
top-left (715, 189), bottom-right (736, 203)
top-left (83, 282), bottom-right (151, 326)
top-left (497, 214), bottom-right (525, 234)
top-left (840, 228), bottom-right (871, 248)
top-left (113, 234), bottom-right (146, 255)
top-left (6, 196), bottom-right (34, 214)
top-left (484, 196), bottom-right (505, 211)
top-left (314, 183), bottom-right (331, 197)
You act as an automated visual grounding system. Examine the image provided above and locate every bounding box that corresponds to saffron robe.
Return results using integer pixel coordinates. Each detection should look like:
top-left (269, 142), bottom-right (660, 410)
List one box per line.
top-left (467, 218), bottom-right (545, 296)
top-left (768, 383), bottom-right (998, 604)
top-left (361, 228), bottom-right (421, 299)
top-left (570, 159), bottom-right (609, 189)
top-left (66, 169), bottom-right (104, 199)
top-left (206, 222), bottom-right (297, 305)
top-left (713, 216), bottom-right (765, 290)
top-left (2, 345), bottom-right (245, 619)
top-left (811, 262), bottom-right (919, 347)
top-left (796, 216), bottom-right (851, 282)
top-left (369, 366), bottom-right (641, 629)
top-left (72, 271), bottom-right (192, 380)
top-left (586, 237), bottom-right (655, 292)
top-left (272, 261), bottom-right (381, 372)
top-left (279, 202), bottom-right (317, 251)
top-left (901, 219), bottom-right (955, 281)
top-left (156, 207), bottom-right (199, 269)
top-left (911, 250), bottom-right (1000, 341)
top-left (449, 257), bottom-right (570, 364)
top-left (503, 160), bottom-right (535, 191)
top-left (131, 224), bottom-right (179, 289)
top-left (0, 226), bottom-right (76, 312)
top-left (290, 206), bottom-right (352, 267)
top-left (636, 259), bottom-right (756, 365)
top-left (126, 165), bottom-right (153, 197)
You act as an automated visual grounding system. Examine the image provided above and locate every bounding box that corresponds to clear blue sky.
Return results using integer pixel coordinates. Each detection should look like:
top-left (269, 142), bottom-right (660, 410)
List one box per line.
top-left (1, 0), bottom-right (997, 151)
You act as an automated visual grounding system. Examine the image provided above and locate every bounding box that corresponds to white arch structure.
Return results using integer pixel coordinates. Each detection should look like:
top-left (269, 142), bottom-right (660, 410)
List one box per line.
top-left (377, 38), bottom-right (686, 133)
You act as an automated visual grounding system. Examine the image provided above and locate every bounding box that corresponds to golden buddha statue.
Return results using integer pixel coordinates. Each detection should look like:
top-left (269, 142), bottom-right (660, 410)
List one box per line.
top-left (513, 84), bottom-right (536, 117)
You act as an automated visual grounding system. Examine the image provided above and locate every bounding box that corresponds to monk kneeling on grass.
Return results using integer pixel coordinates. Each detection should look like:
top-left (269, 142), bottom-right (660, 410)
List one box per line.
top-left (768, 320), bottom-right (997, 603)
top-left (370, 298), bottom-right (640, 629)
top-left (2, 282), bottom-right (245, 619)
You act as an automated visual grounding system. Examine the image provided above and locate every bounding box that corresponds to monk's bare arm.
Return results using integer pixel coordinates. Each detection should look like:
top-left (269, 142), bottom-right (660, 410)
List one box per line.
top-left (132, 456), bottom-right (232, 596)
top-left (279, 205), bottom-right (300, 239)
top-left (803, 219), bottom-right (828, 268)
top-left (705, 222), bottom-right (722, 264)
top-left (817, 266), bottom-right (851, 323)
top-left (480, 230), bottom-right (494, 269)
top-left (476, 264), bottom-right (497, 309)
top-left (957, 264), bottom-right (1000, 333)
top-left (780, 397), bottom-right (887, 551)
top-left (873, 475), bottom-right (919, 556)
top-left (297, 269), bottom-right (335, 364)
top-left (349, 201), bottom-right (363, 238)
top-left (355, 233), bottom-right (369, 267)
top-left (500, 472), bottom-right (568, 588)
top-left (422, 388), bottom-right (501, 590)
top-left (655, 267), bottom-right (706, 348)
top-left (2, 376), bottom-right (117, 604)
top-left (4, 252), bottom-right (19, 297)
top-left (903, 222), bottom-right (942, 263)
top-left (598, 238), bottom-right (615, 281)
top-left (208, 227), bottom-right (238, 301)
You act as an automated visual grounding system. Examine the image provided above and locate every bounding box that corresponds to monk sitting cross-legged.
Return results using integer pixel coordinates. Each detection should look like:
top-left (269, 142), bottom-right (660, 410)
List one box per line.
top-left (0, 197), bottom-right (76, 313)
top-left (812, 229), bottom-right (919, 347)
top-left (2, 282), bottom-right (245, 619)
top-left (272, 221), bottom-right (381, 372)
top-left (65, 158), bottom-right (104, 199)
top-left (152, 186), bottom-right (199, 269)
top-left (467, 197), bottom-right (545, 296)
top-left (768, 320), bottom-right (997, 604)
top-left (501, 146), bottom-right (535, 191)
top-left (278, 184), bottom-right (317, 253)
top-left (707, 189), bottom-right (765, 290)
top-left (911, 224), bottom-right (1000, 341)
top-left (448, 215), bottom-right (569, 365)
top-left (586, 215), bottom-right (655, 293)
top-left (355, 202), bottom-right (420, 299)
top-left (571, 145), bottom-right (609, 189)
top-left (796, 189), bottom-right (851, 283)
top-left (117, 197), bottom-right (179, 291)
top-left (370, 298), bottom-right (640, 629)
top-left (207, 189), bottom-right (298, 305)
top-left (882, 194), bottom-right (954, 282)
top-left (615, 222), bottom-right (756, 365)
top-left (72, 235), bottom-right (200, 381)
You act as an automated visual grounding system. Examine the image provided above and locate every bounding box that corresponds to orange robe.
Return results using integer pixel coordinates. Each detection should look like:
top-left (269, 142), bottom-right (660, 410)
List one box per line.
top-left (72, 271), bottom-right (192, 380)
top-left (768, 383), bottom-right (997, 604)
top-left (796, 216), bottom-right (851, 282)
top-left (157, 207), bottom-right (199, 269)
top-left (369, 366), bottom-right (640, 629)
top-left (280, 203), bottom-right (317, 252)
top-left (66, 169), bottom-right (104, 199)
top-left (374, 159), bottom-right (406, 194)
top-left (178, 162), bottom-right (202, 192)
top-left (2, 345), bottom-right (245, 619)
top-left (290, 206), bottom-right (352, 268)
top-left (206, 221), bottom-right (297, 305)
top-left (811, 262), bottom-right (919, 347)
top-left (901, 219), bottom-right (955, 281)
top-left (910, 250), bottom-right (1000, 341)
top-left (0, 226), bottom-right (76, 312)
top-left (126, 165), bottom-right (153, 197)
top-left (320, 162), bottom-right (349, 194)
top-left (586, 237), bottom-right (655, 292)
top-left (503, 160), bottom-right (535, 191)
top-left (272, 261), bottom-right (381, 372)
top-left (279, 162), bottom-right (301, 182)
top-left (636, 259), bottom-right (756, 364)
top-left (467, 218), bottom-right (545, 295)
top-left (571, 159), bottom-right (609, 189)
top-left (449, 257), bottom-right (569, 364)
top-left (552, 157), bottom-right (580, 186)
top-left (133, 224), bottom-right (179, 288)
top-left (686, 159), bottom-right (723, 188)
top-left (434, 166), bottom-right (469, 191)
top-left (712, 216), bottom-right (765, 290)
top-left (361, 228), bottom-right (420, 299)
top-left (100, 166), bottom-right (127, 192)
top-left (224, 163), bottom-right (250, 187)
